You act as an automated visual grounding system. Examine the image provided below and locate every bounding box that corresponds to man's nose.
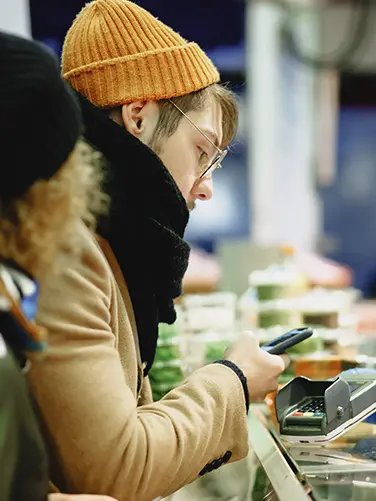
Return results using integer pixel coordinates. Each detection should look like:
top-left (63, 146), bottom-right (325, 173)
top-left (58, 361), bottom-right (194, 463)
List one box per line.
top-left (191, 175), bottom-right (214, 202)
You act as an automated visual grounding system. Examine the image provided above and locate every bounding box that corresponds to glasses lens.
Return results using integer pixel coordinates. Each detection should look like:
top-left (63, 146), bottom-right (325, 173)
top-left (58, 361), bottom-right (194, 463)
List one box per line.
top-left (200, 149), bottom-right (228, 179)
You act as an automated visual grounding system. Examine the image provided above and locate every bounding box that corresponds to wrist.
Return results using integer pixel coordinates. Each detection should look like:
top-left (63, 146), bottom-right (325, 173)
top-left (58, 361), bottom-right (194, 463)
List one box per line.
top-left (213, 360), bottom-right (249, 413)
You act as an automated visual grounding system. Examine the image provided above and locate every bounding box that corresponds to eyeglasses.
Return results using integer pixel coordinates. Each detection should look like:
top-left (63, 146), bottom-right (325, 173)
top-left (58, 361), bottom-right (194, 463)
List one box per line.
top-left (168, 99), bottom-right (228, 179)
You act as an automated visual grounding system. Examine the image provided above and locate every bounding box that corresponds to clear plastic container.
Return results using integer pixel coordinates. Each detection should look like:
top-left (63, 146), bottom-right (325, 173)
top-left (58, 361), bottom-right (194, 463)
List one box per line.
top-left (179, 292), bottom-right (238, 375)
top-left (256, 299), bottom-right (303, 329)
top-left (297, 287), bottom-right (361, 330)
top-left (249, 246), bottom-right (308, 302)
top-left (238, 286), bottom-right (258, 332)
top-left (180, 292), bottom-right (237, 332)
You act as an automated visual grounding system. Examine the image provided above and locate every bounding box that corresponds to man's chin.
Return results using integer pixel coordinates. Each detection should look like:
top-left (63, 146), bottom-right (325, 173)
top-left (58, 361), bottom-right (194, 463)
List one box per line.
top-left (187, 201), bottom-right (196, 212)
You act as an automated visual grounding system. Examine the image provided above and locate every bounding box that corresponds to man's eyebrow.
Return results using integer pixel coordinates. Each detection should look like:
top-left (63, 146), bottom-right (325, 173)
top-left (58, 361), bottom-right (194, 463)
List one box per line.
top-left (199, 127), bottom-right (220, 149)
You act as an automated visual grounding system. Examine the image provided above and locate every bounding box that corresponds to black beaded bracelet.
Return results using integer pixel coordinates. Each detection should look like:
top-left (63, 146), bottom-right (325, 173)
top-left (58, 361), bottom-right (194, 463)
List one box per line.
top-left (213, 360), bottom-right (250, 413)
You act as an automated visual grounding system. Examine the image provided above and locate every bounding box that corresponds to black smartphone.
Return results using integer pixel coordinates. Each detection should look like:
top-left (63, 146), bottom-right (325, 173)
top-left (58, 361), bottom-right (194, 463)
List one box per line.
top-left (261, 327), bottom-right (313, 355)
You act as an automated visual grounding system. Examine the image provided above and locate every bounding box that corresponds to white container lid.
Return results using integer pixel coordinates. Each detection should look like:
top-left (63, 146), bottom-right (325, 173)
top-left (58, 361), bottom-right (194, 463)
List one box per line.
top-left (256, 298), bottom-right (300, 313)
top-left (182, 292), bottom-right (237, 308)
top-left (249, 266), bottom-right (302, 287)
top-left (297, 288), bottom-right (347, 314)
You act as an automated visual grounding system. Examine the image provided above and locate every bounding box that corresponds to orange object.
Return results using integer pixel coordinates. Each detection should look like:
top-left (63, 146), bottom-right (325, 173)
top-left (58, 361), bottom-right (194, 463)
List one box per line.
top-left (265, 386), bottom-right (284, 426)
top-left (280, 244), bottom-right (296, 257)
top-left (295, 356), bottom-right (359, 380)
top-left (62, 0), bottom-right (220, 108)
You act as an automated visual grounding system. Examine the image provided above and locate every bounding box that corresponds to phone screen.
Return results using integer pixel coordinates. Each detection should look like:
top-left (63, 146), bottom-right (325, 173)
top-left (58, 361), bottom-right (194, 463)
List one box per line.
top-left (347, 382), bottom-right (365, 394)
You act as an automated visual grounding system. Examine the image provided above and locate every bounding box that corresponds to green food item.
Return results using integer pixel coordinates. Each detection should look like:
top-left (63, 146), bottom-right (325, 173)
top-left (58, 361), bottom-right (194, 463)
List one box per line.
top-left (286, 335), bottom-right (323, 355)
top-left (205, 340), bottom-right (230, 364)
top-left (151, 387), bottom-right (165, 401)
top-left (279, 372), bottom-right (294, 385)
top-left (303, 313), bottom-right (339, 329)
top-left (252, 466), bottom-right (271, 499)
top-left (151, 383), bottom-right (179, 401)
top-left (149, 364), bottom-right (183, 400)
top-left (150, 364), bottom-right (183, 385)
top-left (154, 344), bottom-right (180, 363)
top-left (158, 322), bottom-right (179, 341)
top-left (257, 284), bottom-right (294, 301)
top-left (150, 323), bottom-right (184, 400)
top-left (258, 311), bottom-right (296, 329)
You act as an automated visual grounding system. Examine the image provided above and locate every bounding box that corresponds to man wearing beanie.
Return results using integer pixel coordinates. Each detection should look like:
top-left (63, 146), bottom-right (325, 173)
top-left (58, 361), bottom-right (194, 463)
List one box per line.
top-left (28, 2), bottom-right (288, 500)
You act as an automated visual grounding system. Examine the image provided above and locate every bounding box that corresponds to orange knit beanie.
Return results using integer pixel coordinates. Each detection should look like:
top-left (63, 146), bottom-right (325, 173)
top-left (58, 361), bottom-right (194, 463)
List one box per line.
top-left (62, 0), bottom-right (220, 108)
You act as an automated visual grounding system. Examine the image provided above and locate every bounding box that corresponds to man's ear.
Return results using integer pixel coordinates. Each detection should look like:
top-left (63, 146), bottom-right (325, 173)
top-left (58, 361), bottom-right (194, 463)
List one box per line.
top-left (121, 100), bottom-right (161, 145)
top-left (121, 101), bottom-right (147, 137)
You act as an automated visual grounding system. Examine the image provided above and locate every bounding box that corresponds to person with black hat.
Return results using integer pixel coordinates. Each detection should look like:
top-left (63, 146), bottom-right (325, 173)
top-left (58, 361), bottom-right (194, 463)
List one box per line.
top-left (0, 30), bottom-right (116, 501)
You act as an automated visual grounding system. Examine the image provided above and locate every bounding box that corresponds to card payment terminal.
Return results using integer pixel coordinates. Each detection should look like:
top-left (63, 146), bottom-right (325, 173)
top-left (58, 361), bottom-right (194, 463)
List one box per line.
top-left (276, 373), bottom-right (376, 445)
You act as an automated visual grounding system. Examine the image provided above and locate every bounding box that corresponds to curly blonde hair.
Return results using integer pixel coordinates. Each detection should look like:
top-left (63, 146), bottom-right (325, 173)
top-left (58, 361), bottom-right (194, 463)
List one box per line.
top-left (0, 140), bottom-right (108, 279)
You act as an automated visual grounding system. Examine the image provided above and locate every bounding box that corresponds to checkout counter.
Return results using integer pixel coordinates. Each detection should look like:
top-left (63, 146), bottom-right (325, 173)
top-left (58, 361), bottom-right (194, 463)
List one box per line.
top-left (249, 408), bottom-right (376, 501)
top-left (172, 343), bottom-right (376, 501)
top-left (248, 339), bottom-right (376, 501)
top-left (172, 400), bottom-right (376, 501)
top-left (165, 258), bottom-right (376, 501)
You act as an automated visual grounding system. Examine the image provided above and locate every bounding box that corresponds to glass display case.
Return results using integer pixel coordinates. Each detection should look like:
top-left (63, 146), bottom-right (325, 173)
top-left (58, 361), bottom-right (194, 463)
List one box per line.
top-left (172, 403), bottom-right (376, 501)
top-left (248, 409), bottom-right (376, 501)
top-left (170, 293), bottom-right (376, 501)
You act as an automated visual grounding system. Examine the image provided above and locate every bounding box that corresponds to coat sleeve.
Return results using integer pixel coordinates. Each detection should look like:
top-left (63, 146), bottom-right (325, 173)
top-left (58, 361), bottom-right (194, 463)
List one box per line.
top-left (28, 233), bottom-right (249, 501)
top-left (0, 337), bottom-right (50, 501)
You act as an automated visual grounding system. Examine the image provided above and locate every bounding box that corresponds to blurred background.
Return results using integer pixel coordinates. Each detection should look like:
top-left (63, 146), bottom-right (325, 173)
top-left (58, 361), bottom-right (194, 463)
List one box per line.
top-left (6, 3), bottom-right (376, 497)
top-left (5, 0), bottom-right (376, 393)
top-left (5, 0), bottom-right (376, 297)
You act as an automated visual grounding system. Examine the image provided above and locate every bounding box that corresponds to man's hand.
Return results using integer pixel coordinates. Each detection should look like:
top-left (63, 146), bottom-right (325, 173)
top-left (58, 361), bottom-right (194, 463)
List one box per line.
top-left (49, 495), bottom-right (117, 501)
top-left (225, 331), bottom-right (289, 402)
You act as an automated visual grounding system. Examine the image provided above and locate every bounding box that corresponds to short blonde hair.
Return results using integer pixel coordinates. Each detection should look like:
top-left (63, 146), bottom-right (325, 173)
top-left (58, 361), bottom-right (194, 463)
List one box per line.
top-left (0, 141), bottom-right (107, 279)
top-left (150, 83), bottom-right (239, 153)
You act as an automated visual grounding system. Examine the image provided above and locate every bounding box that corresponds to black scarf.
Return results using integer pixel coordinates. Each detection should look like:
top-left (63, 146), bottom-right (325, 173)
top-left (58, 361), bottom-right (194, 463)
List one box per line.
top-left (76, 93), bottom-right (190, 375)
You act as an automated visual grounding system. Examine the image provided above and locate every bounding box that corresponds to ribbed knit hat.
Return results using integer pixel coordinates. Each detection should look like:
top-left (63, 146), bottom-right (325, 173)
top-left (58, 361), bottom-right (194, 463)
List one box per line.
top-left (62, 0), bottom-right (220, 108)
top-left (0, 32), bottom-right (82, 201)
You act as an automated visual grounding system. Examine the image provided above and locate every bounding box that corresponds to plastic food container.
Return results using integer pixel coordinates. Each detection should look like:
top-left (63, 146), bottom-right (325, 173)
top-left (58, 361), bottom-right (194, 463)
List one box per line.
top-left (179, 293), bottom-right (238, 375)
top-left (180, 292), bottom-right (237, 332)
top-left (238, 287), bottom-right (258, 331)
top-left (249, 266), bottom-right (308, 302)
top-left (298, 287), bottom-right (360, 329)
top-left (257, 299), bottom-right (303, 329)
top-left (294, 354), bottom-right (359, 380)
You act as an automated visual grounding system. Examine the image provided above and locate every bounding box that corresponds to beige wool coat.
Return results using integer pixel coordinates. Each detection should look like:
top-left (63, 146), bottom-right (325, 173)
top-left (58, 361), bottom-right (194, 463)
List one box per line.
top-left (28, 225), bottom-right (249, 501)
